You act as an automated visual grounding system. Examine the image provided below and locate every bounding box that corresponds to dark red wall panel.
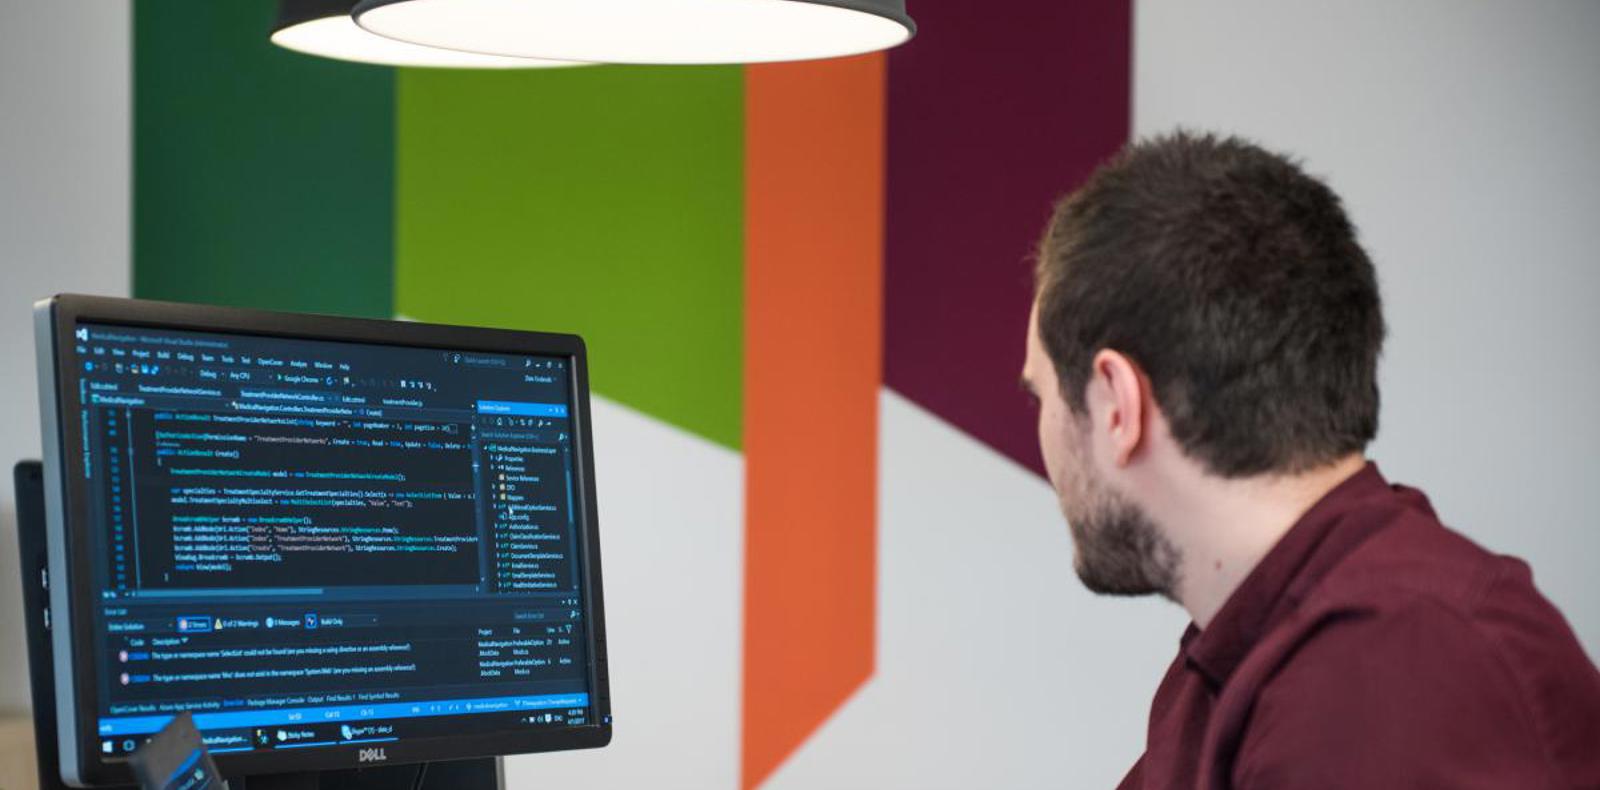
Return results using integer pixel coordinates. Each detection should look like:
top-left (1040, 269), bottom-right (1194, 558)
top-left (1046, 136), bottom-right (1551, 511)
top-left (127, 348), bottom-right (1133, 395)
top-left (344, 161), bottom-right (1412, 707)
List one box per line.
top-left (885, 1), bottom-right (1133, 476)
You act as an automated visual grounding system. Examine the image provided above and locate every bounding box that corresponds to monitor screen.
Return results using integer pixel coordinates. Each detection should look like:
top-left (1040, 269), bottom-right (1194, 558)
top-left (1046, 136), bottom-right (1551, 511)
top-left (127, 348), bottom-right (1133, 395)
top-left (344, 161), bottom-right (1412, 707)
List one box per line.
top-left (36, 296), bottom-right (610, 785)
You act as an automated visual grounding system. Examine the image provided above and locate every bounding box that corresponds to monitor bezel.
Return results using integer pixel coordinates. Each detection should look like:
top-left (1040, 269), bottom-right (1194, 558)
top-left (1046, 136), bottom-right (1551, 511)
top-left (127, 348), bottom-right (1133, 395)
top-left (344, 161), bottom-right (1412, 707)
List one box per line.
top-left (36, 294), bottom-right (612, 786)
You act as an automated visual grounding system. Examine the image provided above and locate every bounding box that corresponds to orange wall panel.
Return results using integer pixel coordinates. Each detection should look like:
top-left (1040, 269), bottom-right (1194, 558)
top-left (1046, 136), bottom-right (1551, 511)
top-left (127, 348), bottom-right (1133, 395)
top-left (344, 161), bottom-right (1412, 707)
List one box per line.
top-left (742, 53), bottom-right (886, 790)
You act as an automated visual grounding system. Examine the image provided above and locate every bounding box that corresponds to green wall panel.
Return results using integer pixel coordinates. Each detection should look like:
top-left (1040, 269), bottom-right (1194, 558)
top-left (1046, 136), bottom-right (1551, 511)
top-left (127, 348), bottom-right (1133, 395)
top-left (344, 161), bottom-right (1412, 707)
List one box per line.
top-left (395, 66), bottom-right (745, 450)
top-left (134, 0), bottom-right (394, 318)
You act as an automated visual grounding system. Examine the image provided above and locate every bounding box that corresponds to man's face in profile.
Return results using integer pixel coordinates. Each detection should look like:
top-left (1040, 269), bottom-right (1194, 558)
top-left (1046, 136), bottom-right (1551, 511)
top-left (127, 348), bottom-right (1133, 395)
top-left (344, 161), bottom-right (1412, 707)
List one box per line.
top-left (1023, 301), bottom-right (1178, 598)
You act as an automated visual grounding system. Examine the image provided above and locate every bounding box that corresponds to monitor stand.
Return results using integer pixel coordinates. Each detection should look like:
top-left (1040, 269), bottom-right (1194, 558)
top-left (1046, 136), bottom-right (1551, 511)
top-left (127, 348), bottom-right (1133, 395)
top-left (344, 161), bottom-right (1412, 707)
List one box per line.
top-left (14, 461), bottom-right (501, 790)
top-left (236, 759), bottom-right (500, 790)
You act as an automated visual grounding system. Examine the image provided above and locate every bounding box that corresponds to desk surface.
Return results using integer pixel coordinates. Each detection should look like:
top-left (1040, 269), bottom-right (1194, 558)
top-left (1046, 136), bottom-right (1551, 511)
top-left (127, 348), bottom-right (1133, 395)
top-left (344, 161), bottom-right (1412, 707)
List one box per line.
top-left (0, 712), bottom-right (38, 790)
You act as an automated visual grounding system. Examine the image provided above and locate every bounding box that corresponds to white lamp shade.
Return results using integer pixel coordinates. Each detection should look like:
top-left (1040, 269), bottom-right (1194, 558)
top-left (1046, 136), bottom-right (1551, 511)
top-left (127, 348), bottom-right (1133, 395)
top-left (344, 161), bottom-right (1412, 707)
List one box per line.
top-left (352, 0), bottom-right (916, 66)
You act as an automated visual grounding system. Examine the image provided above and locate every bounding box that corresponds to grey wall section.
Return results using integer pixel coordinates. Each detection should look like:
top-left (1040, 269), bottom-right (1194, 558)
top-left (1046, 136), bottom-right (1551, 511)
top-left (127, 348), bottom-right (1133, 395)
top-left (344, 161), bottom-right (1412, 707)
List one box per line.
top-left (1135, 0), bottom-right (1600, 655)
top-left (0, 1), bottom-right (131, 713)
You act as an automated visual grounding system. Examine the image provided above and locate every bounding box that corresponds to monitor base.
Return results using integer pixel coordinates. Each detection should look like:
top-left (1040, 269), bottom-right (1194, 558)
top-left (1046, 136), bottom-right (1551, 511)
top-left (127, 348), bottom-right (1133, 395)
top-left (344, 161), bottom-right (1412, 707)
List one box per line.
top-left (237, 759), bottom-right (499, 790)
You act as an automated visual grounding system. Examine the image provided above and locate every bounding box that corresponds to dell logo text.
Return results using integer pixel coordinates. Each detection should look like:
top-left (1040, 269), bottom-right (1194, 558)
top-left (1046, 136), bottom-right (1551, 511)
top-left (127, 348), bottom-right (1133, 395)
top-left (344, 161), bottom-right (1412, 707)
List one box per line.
top-left (358, 747), bottom-right (388, 763)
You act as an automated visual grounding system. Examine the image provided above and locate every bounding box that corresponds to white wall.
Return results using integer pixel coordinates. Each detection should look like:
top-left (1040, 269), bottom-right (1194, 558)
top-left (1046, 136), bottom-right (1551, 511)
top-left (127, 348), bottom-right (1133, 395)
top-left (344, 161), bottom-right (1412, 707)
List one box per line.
top-left (1135, 0), bottom-right (1600, 655)
top-left (0, 0), bottom-right (130, 713)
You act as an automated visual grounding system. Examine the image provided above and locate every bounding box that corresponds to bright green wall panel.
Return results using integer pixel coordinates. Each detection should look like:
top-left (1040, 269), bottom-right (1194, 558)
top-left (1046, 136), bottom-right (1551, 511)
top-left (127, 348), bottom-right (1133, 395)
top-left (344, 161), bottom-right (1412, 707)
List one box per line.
top-left (134, 0), bottom-right (393, 318)
top-left (395, 66), bottom-right (745, 450)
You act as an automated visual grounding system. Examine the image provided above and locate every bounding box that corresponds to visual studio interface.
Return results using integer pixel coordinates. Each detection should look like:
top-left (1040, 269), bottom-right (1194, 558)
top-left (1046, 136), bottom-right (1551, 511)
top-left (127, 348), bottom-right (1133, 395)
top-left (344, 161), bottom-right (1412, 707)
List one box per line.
top-left (70, 323), bottom-right (595, 756)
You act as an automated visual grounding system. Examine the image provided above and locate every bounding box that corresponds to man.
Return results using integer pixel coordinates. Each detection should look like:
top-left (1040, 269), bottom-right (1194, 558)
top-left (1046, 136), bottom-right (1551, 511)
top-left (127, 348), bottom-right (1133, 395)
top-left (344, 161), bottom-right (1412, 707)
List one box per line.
top-left (1020, 132), bottom-right (1600, 788)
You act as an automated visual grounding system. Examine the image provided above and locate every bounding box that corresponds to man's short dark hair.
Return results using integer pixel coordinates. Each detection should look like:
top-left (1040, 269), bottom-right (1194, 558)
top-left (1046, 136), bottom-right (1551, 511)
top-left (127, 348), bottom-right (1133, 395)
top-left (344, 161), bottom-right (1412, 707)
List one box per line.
top-left (1035, 131), bottom-right (1385, 478)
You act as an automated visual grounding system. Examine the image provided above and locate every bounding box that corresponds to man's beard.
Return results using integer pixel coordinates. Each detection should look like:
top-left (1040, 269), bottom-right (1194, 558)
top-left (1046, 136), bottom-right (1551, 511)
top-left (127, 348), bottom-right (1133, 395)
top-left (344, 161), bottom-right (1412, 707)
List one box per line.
top-left (1063, 446), bottom-right (1181, 598)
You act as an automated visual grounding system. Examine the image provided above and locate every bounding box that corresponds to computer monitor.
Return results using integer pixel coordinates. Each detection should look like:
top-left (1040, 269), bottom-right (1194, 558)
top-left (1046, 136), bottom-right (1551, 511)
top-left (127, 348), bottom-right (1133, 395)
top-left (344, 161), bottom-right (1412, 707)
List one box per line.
top-left (33, 295), bottom-right (611, 787)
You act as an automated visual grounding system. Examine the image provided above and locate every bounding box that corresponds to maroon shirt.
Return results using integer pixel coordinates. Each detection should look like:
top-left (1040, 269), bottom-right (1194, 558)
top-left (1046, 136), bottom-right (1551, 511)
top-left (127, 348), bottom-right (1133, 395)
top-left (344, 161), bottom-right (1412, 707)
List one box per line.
top-left (1118, 464), bottom-right (1600, 789)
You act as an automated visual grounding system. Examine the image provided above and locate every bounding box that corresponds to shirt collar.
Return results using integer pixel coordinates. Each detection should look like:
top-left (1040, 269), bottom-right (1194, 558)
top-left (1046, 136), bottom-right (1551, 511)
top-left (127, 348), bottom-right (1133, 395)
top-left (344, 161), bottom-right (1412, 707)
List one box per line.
top-left (1182, 462), bottom-right (1402, 689)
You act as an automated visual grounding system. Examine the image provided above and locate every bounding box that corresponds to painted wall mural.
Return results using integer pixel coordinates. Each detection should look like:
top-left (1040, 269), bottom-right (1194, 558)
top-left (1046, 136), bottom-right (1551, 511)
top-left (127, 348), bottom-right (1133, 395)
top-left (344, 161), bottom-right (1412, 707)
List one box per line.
top-left (132, 1), bottom-right (1137, 786)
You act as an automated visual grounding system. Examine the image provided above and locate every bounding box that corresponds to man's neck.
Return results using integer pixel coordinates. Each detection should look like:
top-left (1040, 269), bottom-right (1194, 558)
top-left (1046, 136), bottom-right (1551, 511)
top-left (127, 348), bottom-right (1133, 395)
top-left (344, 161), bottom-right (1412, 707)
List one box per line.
top-left (1158, 454), bottom-right (1368, 629)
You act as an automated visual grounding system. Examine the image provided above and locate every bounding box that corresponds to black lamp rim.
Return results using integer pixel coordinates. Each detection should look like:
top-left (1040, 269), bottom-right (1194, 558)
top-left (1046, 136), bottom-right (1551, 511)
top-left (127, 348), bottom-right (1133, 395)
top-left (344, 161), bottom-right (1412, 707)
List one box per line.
top-left (273, 0), bottom-right (358, 34)
top-left (350, 0), bottom-right (917, 39)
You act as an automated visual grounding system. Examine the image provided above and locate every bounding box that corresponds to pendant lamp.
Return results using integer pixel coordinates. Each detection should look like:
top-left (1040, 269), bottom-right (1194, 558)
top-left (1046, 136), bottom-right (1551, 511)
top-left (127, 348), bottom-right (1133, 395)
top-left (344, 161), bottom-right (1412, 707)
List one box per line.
top-left (351, 0), bottom-right (916, 65)
top-left (271, 0), bottom-right (583, 68)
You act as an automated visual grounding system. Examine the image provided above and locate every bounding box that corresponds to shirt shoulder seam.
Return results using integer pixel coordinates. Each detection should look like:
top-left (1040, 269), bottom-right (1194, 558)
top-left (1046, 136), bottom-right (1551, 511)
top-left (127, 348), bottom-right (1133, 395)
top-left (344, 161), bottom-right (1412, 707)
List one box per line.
top-left (1467, 565), bottom-right (1567, 787)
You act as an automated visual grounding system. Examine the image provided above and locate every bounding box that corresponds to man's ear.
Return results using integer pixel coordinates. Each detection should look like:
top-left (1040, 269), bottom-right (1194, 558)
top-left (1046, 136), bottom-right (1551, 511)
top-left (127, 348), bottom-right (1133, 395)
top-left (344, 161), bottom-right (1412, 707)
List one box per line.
top-left (1090, 349), bottom-right (1148, 467)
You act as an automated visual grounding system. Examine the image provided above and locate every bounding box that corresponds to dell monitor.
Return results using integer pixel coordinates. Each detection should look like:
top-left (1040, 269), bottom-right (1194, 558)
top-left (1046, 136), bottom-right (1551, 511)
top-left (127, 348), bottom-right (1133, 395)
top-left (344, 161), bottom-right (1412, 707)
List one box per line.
top-left (33, 295), bottom-right (612, 787)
